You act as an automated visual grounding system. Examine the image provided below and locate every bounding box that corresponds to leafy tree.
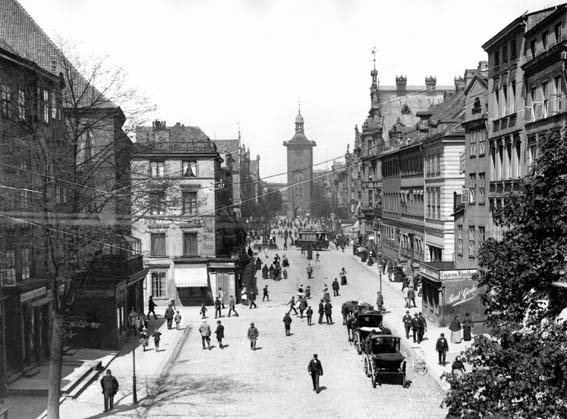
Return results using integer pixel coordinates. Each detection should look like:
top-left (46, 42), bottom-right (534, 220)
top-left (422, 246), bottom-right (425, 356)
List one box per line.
top-left (443, 129), bottom-right (567, 418)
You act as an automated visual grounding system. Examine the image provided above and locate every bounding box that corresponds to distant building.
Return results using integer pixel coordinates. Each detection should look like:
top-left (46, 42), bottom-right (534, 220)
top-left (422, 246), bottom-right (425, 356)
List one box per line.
top-left (283, 108), bottom-right (316, 218)
top-left (132, 121), bottom-right (246, 307)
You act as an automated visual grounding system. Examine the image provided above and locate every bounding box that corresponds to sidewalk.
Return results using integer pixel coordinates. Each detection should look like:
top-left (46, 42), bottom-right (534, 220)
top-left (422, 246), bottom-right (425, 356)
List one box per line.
top-left (352, 252), bottom-right (473, 392)
top-left (35, 307), bottom-right (192, 419)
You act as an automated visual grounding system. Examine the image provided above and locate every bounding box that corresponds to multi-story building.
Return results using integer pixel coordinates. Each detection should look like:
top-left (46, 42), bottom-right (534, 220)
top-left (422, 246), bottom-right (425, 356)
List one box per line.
top-left (132, 121), bottom-right (246, 307)
top-left (454, 63), bottom-right (490, 269)
top-left (330, 161), bottom-right (348, 220)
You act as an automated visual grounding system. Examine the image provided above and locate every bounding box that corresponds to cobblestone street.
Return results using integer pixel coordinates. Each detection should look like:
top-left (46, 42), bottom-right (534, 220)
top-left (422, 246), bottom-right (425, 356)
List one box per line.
top-left (145, 243), bottom-right (447, 419)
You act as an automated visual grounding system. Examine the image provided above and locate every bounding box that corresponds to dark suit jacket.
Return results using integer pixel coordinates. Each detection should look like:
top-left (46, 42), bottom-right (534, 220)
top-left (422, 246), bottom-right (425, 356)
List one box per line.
top-left (308, 359), bottom-right (323, 375)
top-left (436, 337), bottom-right (449, 352)
top-left (101, 375), bottom-right (118, 395)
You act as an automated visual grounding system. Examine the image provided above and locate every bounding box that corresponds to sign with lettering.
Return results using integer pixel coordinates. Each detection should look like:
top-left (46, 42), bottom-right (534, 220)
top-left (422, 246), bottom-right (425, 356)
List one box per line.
top-left (81, 289), bottom-right (114, 299)
top-left (115, 281), bottom-right (127, 301)
top-left (439, 269), bottom-right (477, 281)
top-left (20, 286), bottom-right (47, 303)
top-left (420, 265), bottom-right (439, 280)
top-left (447, 283), bottom-right (479, 307)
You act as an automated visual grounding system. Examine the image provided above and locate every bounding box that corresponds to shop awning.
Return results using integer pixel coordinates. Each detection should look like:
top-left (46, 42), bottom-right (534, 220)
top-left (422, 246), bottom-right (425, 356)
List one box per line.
top-left (174, 265), bottom-right (208, 288)
top-left (352, 221), bottom-right (360, 232)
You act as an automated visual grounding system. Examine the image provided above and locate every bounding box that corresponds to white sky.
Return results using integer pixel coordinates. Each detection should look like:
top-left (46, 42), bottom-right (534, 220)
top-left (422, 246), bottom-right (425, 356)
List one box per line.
top-left (18, 0), bottom-right (562, 182)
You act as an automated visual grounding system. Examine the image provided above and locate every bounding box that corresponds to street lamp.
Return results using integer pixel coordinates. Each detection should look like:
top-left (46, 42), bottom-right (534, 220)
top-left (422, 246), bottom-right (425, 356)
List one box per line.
top-left (128, 310), bottom-right (138, 404)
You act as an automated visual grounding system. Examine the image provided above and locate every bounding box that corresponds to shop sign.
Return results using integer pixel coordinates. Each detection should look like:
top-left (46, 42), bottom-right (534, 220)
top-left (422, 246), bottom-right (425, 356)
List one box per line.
top-left (81, 289), bottom-right (114, 298)
top-left (420, 265), bottom-right (439, 280)
top-left (439, 269), bottom-right (477, 280)
top-left (447, 284), bottom-right (479, 307)
top-left (20, 286), bottom-right (47, 303)
top-left (115, 282), bottom-right (127, 301)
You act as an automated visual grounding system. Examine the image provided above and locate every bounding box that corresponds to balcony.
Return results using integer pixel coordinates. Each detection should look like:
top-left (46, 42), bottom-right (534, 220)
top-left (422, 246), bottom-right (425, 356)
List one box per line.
top-left (134, 141), bottom-right (217, 154)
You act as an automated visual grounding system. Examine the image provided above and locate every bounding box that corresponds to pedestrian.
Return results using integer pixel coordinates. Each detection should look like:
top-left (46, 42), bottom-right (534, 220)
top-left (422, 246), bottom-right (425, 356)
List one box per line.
top-left (345, 311), bottom-right (355, 342)
top-left (199, 320), bottom-right (212, 350)
top-left (263, 285), bottom-right (269, 302)
top-left (322, 287), bottom-right (331, 303)
top-left (306, 306), bottom-right (313, 326)
top-left (452, 356), bottom-right (466, 379)
top-left (169, 297), bottom-right (176, 311)
top-left (402, 310), bottom-right (412, 340)
top-left (214, 297), bottom-right (223, 318)
top-left (228, 295), bottom-right (239, 317)
top-left (247, 322), bottom-right (259, 350)
top-left (217, 288), bottom-right (225, 309)
top-left (153, 329), bottom-right (162, 350)
top-left (306, 263), bottom-right (313, 279)
top-left (324, 301), bottom-right (333, 324)
top-left (417, 312), bottom-right (427, 343)
top-left (299, 297), bottom-right (308, 318)
top-left (318, 299), bottom-right (324, 324)
top-left (288, 296), bottom-right (298, 315)
top-left (403, 286), bottom-right (410, 309)
top-left (283, 268), bottom-right (288, 279)
top-left (200, 302), bottom-right (208, 319)
top-left (340, 267), bottom-right (347, 285)
top-left (165, 304), bottom-right (175, 329)
top-left (215, 320), bottom-right (225, 349)
top-left (307, 354), bottom-right (324, 393)
top-left (462, 312), bottom-right (473, 341)
top-left (315, 252), bottom-right (320, 262)
top-left (436, 333), bottom-right (449, 365)
top-left (249, 290), bottom-right (258, 309)
top-left (138, 326), bottom-right (149, 349)
top-left (100, 370), bottom-right (119, 412)
top-left (376, 291), bottom-right (384, 311)
top-left (283, 312), bottom-right (293, 336)
top-left (332, 278), bottom-right (340, 297)
top-left (147, 296), bottom-right (158, 320)
top-left (174, 310), bottom-right (182, 329)
top-left (262, 264), bottom-right (269, 279)
top-left (449, 314), bottom-right (462, 344)
top-left (411, 313), bottom-right (420, 343)
top-left (135, 313), bottom-right (144, 333)
top-left (407, 287), bottom-right (416, 308)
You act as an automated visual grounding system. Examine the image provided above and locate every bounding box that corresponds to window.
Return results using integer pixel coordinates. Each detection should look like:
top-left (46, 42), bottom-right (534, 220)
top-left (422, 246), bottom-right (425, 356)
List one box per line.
top-left (457, 225), bottom-right (463, 255)
top-left (51, 93), bottom-right (57, 119)
top-left (510, 81), bottom-right (516, 113)
top-left (150, 233), bottom-right (166, 257)
top-left (542, 82), bottom-right (549, 117)
top-left (470, 131), bottom-right (477, 158)
top-left (17, 89), bottom-right (25, 120)
top-left (555, 22), bottom-right (563, 43)
top-left (502, 45), bottom-right (508, 63)
top-left (21, 247), bottom-right (31, 280)
top-left (472, 97), bottom-right (481, 114)
top-left (182, 161), bottom-right (197, 177)
top-left (510, 38), bottom-right (517, 60)
top-left (494, 49), bottom-right (499, 66)
top-left (468, 226), bottom-right (476, 258)
top-left (478, 130), bottom-right (486, 156)
top-left (478, 173), bottom-right (486, 204)
top-left (0, 250), bottom-right (16, 285)
top-left (182, 191), bottom-right (198, 215)
top-left (543, 31), bottom-right (549, 50)
top-left (183, 233), bottom-right (198, 256)
top-left (494, 88), bottom-right (499, 119)
top-left (435, 188), bottom-right (441, 219)
top-left (149, 191), bottom-right (166, 215)
top-left (502, 85), bottom-right (508, 115)
top-left (469, 174), bottom-right (476, 204)
top-left (555, 76), bottom-right (562, 112)
top-left (530, 39), bottom-right (536, 57)
top-left (150, 161), bottom-right (165, 177)
top-left (151, 271), bottom-right (167, 297)
top-left (43, 90), bottom-right (49, 123)
top-left (478, 226), bottom-right (486, 246)
top-left (1, 84), bottom-right (11, 117)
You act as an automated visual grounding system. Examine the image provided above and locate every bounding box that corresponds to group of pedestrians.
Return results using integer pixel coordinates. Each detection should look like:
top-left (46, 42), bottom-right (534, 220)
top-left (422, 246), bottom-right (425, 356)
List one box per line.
top-left (198, 319), bottom-right (225, 350)
top-left (402, 310), bottom-right (428, 343)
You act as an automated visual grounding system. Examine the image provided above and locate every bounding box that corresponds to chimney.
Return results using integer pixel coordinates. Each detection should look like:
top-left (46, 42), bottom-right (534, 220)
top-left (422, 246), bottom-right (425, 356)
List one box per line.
top-left (396, 75), bottom-right (407, 97)
top-left (478, 61), bottom-right (488, 77)
top-left (425, 76), bottom-right (437, 93)
top-left (454, 76), bottom-right (465, 93)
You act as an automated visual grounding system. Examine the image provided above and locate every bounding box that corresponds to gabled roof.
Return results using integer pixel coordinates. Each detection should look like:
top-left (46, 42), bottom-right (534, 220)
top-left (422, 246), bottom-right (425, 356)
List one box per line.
top-left (214, 139), bottom-right (240, 154)
top-left (463, 73), bottom-right (488, 96)
top-left (0, 0), bottom-right (115, 109)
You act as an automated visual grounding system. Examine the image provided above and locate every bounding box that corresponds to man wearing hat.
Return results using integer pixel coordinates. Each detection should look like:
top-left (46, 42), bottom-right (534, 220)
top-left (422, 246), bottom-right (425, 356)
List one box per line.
top-left (402, 310), bottom-right (412, 340)
top-left (100, 369), bottom-right (119, 412)
top-left (247, 322), bottom-right (259, 350)
top-left (307, 354), bottom-right (324, 393)
top-left (417, 312), bottom-right (427, 343)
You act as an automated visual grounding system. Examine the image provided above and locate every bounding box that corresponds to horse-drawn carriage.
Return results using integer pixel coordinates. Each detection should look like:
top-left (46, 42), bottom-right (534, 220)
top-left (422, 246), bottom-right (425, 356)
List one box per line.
top-left (362, 333), bottom-right (408, 388)
top-left (351, 309), bottom-right (384, 354)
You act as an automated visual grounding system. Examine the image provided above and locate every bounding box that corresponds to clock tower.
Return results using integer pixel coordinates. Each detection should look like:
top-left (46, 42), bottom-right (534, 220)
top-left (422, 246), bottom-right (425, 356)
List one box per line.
top-left (283, 106), bottom-right (317, 218)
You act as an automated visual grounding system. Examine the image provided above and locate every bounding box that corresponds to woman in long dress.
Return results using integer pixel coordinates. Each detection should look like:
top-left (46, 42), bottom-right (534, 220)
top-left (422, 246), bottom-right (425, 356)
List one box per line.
top-left (449, 314), bottom-right (462, 344)
top-left (462, 312), bottom-right (473, 341)
top-left (451, 356), bottom-right (466, 380)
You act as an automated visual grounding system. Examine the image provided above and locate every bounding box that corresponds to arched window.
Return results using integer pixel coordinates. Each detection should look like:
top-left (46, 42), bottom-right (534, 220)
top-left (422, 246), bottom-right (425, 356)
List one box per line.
top-left (472, 98), bottom-right (482, 114)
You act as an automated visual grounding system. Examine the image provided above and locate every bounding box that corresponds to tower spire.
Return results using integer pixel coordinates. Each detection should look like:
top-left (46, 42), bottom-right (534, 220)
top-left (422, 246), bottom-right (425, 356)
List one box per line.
top-left (295, 101), bottom-right (304, 133)
top-left (370, 46), bottom-right (380, 112)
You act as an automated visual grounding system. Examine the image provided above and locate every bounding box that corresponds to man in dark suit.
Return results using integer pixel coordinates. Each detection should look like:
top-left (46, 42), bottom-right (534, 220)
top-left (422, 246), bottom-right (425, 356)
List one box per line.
top-left (307, 354), bottom-right (324, 393)
top-left (318, 300), bottom-right (325, 324)
top-left (402, 310), bottom-right (412, 340)
top-left (436, 333), bottom-right (449, 365)
top-left (100, 370), bottom-right (119, 412)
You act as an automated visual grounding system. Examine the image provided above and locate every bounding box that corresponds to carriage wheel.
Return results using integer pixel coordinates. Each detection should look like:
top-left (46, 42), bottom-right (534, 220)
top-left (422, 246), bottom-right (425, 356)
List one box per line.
top-left (371, 365), bottom-right (377, 388)
top-left (363, 358), bottom-right (371, 377)
top-left (355, 338), bottom-right (362, 354)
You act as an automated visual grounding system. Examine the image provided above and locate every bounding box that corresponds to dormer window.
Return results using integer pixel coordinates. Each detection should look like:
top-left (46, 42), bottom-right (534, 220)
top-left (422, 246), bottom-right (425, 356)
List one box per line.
top-left (472, 98), bottom-right (482, 114)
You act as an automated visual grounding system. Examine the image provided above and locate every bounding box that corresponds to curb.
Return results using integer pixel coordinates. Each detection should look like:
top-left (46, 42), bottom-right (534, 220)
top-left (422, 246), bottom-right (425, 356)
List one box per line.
top-left (140, 323), bottom-right (192, 412)
top-left (350, 254), bottom-right (450, 393)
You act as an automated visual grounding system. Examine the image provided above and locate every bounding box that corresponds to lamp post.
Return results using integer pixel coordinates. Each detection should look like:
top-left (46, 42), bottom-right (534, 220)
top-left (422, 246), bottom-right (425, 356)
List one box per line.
top-left (128, 311), bottom-right (138, 404)
top-left (378, 262), bottom-right (383, 311)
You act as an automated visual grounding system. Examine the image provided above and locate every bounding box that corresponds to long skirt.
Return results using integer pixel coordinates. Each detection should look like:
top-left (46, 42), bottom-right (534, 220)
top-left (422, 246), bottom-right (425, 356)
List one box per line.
top-left (463, 326), bottom-right (472, 341)
top-left (450, 329), bottom-right (462, 344)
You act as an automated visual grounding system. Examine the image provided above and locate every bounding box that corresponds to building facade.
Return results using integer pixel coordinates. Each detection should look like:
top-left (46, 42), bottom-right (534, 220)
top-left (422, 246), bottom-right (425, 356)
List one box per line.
top-left (283, 109), bottom-right (316, 218)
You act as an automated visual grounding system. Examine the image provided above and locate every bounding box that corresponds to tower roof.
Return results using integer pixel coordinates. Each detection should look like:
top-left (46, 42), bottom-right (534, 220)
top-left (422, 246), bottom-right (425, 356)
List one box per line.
top-left (283, 106), bottom-right (316, 147)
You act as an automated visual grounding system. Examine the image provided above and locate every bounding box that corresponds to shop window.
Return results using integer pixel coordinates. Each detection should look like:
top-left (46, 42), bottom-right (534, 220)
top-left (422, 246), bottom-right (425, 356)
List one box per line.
top-left (182, 161), bottom-right (197, 177)
top-left (151, 271), bottom-right (167, 297)
top-left (150, 233), bottom-right (166, 257)
top-left (183, 233), bottom-right (198, 256)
